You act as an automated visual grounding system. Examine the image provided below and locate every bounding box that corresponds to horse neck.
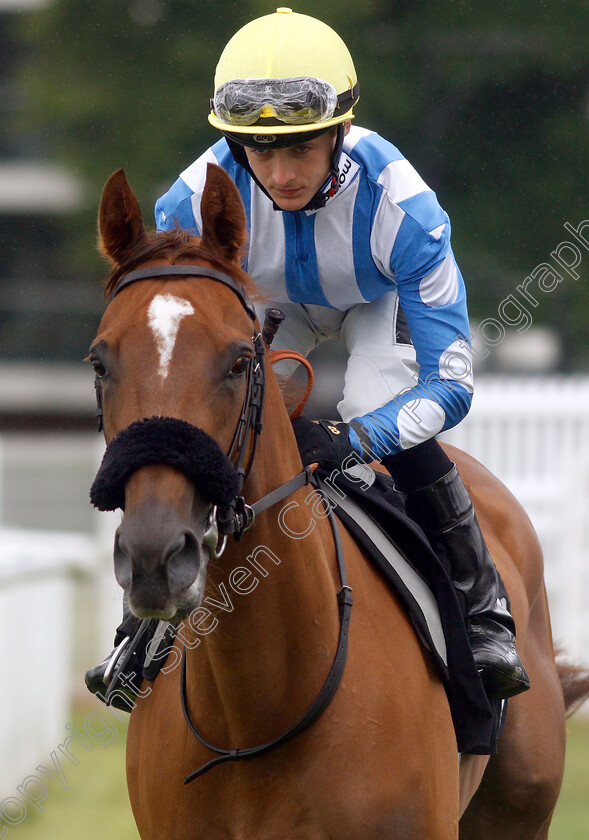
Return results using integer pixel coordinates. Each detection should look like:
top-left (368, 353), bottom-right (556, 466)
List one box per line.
top-left (183, 378), bottom-right (342, 743)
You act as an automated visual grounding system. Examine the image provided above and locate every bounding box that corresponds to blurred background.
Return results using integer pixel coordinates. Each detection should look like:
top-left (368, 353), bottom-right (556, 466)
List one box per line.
top-left (0, 0), bottom-right (588, 837)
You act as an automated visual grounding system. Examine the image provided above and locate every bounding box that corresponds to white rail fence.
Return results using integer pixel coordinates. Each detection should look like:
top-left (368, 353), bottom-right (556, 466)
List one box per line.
top-left (441, 376), bottom-right (589, 660)
top-left (0, 528), bottom-right (96, 799)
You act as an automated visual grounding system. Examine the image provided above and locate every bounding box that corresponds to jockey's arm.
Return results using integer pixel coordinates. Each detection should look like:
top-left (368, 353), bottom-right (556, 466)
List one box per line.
top-left (349, 215), bottom-right (474, 462)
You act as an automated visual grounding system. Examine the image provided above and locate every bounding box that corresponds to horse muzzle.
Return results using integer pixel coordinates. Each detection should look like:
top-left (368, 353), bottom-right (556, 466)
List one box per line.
top-left (114, 496), bottom-right (209, 620)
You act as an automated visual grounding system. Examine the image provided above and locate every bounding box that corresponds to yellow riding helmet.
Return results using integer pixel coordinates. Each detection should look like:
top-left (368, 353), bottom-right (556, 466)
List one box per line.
top-left (208, 8), bottom-right (359, 137)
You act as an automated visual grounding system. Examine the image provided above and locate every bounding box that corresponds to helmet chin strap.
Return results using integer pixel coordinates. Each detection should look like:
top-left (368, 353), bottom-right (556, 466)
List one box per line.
top-left (224, 138), bottom-right (280, 209)
top-left (316, 122), bottom-right (346, 210)
top-left (225, 123), bottom-right (346, 213)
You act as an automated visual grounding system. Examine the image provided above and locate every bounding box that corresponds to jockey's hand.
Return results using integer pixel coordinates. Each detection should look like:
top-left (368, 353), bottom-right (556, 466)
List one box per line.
top-left (291, 416), bottom-right (360, 468)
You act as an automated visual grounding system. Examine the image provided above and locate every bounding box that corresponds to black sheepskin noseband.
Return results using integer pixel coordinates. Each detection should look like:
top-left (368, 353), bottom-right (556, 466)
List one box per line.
top-left (90, 416), bottom-right (240, 512)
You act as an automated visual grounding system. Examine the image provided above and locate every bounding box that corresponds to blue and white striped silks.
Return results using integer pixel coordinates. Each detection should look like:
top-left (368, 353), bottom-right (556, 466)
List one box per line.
top-left (155, 125), bottom-right (473, 458)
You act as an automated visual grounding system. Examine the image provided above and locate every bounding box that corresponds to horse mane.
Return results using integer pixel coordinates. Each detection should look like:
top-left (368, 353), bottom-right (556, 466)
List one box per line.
top-left (102, 227), bottom-right (261, 304)
top-left (274, 371), bottom-right (308, 418)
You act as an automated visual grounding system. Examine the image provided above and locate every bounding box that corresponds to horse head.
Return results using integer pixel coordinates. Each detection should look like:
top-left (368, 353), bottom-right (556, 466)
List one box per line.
top-left (90, 165), bottom-right (263, 622)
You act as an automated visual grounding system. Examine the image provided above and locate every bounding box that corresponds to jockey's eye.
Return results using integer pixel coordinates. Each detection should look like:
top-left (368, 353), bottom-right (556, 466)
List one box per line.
top-left (229, 354), bottom-right (252, 379)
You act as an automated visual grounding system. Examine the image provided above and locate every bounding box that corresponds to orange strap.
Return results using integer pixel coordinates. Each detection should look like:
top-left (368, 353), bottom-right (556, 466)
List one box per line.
top-left (268, 349), bottom-right (315, 419)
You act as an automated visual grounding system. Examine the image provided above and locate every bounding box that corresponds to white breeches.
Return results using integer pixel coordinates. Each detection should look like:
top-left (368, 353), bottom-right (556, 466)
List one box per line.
top-left (256, 290), bottom-right (419, 421)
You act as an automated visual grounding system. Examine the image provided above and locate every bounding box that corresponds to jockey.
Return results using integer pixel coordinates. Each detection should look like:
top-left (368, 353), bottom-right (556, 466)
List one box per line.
top-left (86, 8), bottom-right (529, 705)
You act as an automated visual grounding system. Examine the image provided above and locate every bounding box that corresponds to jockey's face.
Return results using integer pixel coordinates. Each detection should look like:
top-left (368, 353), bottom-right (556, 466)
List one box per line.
top-left (244, 129), bottom-right (337, 211)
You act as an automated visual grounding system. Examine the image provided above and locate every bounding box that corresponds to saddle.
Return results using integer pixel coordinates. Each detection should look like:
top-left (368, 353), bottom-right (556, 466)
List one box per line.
top-left (314, 462), bottom-right (504, 755)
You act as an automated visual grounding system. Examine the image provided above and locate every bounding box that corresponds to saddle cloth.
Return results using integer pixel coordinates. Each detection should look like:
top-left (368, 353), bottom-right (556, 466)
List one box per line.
top-left (314, 463), bottom-right (504, 755)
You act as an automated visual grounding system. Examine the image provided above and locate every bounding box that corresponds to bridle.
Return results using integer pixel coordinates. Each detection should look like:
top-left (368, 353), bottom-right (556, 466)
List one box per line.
top-left (95, 264), bottom-right (267, 538)
top-left (93, 261), bottom-right (353, 782)
top-left (95, 263), bottom-right (319, 537)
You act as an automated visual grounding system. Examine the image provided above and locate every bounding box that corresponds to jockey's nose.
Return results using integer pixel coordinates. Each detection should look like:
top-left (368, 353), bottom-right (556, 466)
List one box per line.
top-left (271, 154), bottom-right (296, 186)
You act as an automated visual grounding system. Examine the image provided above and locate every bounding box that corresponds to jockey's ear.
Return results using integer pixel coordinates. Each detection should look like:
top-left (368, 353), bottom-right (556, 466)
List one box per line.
top-left (200, 163), bottom-right (247, 265)
top-left (98, 169), bottom-right (146, 266)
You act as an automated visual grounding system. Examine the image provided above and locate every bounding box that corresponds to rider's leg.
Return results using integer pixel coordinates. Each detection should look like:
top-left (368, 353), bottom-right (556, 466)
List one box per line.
top-left (383, 438), bottom-right (530, 699)
top-left (337, 296), bottom-right (528, 698)
top-left (338, 291), bottom-right (419, 422)
top-left (254, 299), bottom-right (344, 375)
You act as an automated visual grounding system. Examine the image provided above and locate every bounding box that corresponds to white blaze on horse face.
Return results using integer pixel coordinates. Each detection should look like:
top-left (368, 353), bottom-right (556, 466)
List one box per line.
top-left (147, 294), bottom-right (195, 379)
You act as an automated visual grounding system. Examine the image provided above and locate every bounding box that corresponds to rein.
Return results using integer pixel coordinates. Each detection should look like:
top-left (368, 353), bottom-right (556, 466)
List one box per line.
top-left (95, 261), bottom-right (354, 781)
top-left (181, 490), bottom-right (352, 784)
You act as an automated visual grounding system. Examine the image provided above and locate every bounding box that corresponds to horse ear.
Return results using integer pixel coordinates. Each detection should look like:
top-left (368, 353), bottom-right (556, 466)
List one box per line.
top-left (98, 169), bottom-right (146, 265)
top-left (200, 163), bottom-right (247, 264)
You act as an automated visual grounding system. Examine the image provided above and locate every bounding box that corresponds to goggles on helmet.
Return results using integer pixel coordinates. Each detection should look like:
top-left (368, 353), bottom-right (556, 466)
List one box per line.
top-left (212, 76), bottom-right (340, 127)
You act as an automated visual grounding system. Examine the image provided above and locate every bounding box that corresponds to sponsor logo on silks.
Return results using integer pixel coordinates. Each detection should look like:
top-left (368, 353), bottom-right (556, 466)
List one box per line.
top-left (304, 153), bottom-right (361, 215)
top-left (253, 134), bottom-right (276, 144)
top-left (318, 155), bottom-right (360, 212)
top-left (337, 155), bottom-right (360, 192)
top-left (327, 425), bottom-right (340, 435)
top-left (339, 158), bottom-right (352, 184)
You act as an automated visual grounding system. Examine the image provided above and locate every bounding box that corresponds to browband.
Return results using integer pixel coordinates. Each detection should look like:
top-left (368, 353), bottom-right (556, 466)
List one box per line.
top-left (110, 265), bottom-right (257, 322)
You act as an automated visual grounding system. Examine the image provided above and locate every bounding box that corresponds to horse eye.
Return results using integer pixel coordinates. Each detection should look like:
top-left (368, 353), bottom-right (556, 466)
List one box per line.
top-left (229, 354), bottom-right (251, 378)
top-left (92, 358), bottom-right (107, 378)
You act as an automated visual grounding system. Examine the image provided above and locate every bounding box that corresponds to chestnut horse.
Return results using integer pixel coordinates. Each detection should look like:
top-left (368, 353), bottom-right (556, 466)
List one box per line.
top-left (91, 165), bottom-right (589, 840)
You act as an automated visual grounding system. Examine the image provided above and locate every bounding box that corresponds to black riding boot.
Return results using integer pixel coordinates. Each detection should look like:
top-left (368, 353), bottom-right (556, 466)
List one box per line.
top-left (84, 598), bottom-right (146, 712)
top-left (404, 464), bottom-right (530, 699)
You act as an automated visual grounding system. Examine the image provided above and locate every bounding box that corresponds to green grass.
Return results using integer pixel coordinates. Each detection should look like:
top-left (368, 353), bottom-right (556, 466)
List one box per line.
top-left (4, 708), bottom-right (588, 839)
top-left (4, 707), bottom-right (139, 840)
top-left (550, 716), bottom-right (589, 840)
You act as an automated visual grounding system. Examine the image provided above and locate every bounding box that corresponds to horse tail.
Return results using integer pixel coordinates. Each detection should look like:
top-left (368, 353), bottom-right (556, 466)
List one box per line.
top-left (555, 650), bottom-right (589, 717)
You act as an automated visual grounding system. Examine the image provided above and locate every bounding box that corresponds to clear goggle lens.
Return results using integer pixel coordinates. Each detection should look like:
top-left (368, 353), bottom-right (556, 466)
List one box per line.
top-left (213, 77), bottom-right (338, 126)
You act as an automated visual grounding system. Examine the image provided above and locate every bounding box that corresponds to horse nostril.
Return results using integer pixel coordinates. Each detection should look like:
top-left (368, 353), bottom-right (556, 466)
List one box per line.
top-left (166, 531), bottom-right (201, 596)
top-left (114, 532), bottom-right (132, 590)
